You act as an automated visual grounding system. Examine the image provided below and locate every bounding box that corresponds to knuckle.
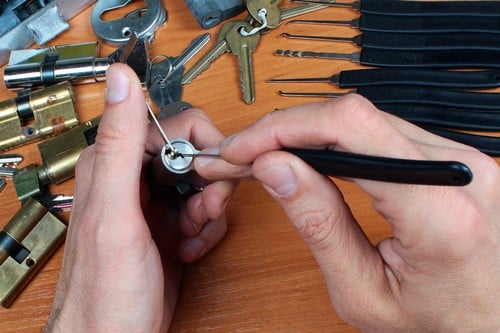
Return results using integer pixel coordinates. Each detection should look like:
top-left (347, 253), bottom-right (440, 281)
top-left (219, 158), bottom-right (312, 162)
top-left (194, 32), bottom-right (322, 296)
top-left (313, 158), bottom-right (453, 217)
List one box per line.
top-left (258, 108), bottom-right (286, 129)
top-left (291, 206), bottom-right (337, 249)
top-left (94, 122), bottom-right (128, 154)
top-left (333, 93), bottom-right (375, 116)
top-left (177, 108), bottom-right (212, 125)
top-left (435, 191), bottom-right (492, 261)
top-left (326, 95), bottom-right (385, 134)
top-left (340, 97), bottom-right (380, 127)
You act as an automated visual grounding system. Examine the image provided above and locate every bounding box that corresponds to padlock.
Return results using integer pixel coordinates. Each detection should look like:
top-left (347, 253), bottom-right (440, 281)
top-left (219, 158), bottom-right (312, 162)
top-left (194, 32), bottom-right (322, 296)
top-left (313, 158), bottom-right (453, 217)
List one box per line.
top-left (0, 198), bottom-right (66, 307)
top-left (0, 81), bottom-right (78, 151)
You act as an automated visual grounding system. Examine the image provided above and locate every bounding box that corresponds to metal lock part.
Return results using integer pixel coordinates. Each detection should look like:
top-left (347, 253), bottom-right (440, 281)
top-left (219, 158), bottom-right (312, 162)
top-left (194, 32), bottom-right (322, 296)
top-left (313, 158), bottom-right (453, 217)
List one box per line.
top-left (13, 116), bottom-right (100, 203)
top-left (92, 0), bottom-right (167, 45)
top-left (4, 40), bottom-right (150, 89)
top-left (0, 197), bottom-right (66, 307)
top-left (0, 81), bottom-right (78, 151)
top-left (0, 0), bottom-right (96, 66)
top-left (184, 0), bottom-right (245, 29)
top-left (161, 138), bottom-right (199, 174)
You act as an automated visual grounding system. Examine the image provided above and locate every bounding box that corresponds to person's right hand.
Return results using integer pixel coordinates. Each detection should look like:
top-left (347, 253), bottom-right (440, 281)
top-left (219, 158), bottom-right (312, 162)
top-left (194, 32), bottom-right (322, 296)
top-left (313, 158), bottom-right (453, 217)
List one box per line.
top-left (195, 95), bottom-right (500, 332)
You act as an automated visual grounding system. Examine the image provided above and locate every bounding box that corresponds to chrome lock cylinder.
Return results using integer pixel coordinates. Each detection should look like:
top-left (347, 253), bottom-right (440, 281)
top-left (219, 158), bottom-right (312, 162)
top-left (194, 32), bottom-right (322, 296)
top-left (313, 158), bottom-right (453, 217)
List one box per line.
top-left (160, 139), bottom-right (199, 175)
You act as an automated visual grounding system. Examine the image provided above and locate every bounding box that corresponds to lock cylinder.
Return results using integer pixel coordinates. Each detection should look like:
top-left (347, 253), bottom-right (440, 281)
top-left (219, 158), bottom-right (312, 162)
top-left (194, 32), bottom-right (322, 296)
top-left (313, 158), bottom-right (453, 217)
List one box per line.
top-left (4, 57), bottom-right (111, 89)
top-left (0, 81), bottom-right (78, 151)
top-left (0, 198), bottom-right (66, 307)
top-left (13, 116), bottom-right (100, 202)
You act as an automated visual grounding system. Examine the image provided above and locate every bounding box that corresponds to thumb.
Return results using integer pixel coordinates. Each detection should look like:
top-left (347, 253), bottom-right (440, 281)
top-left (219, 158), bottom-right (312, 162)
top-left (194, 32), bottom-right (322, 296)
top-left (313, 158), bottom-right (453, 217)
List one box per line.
top-left (90, 63), bottom-right (148, 211)
top-left (252, 151), bottom-right (394, 322)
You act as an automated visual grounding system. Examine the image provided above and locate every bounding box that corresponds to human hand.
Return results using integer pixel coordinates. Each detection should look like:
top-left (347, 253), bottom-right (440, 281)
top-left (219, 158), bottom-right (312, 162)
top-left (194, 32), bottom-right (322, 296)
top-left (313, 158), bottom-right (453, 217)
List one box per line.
top-left (195, 95), bottom-right (500, 332)
top-left (44, 64), bottom-right (234, 333)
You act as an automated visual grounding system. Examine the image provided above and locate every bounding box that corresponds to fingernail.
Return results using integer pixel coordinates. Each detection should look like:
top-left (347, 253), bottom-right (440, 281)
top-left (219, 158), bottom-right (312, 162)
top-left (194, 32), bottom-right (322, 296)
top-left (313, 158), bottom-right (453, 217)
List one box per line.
top-left (182, 238), bottom-right (205, 260)
top-left (105, 68), bottom-right (130, 104)
top-left (196, 146), bottom-right (220, 168)
top-left (221, 134), bottom-right (236, 148)
top-left (255, 164), bottom-right (297, 197)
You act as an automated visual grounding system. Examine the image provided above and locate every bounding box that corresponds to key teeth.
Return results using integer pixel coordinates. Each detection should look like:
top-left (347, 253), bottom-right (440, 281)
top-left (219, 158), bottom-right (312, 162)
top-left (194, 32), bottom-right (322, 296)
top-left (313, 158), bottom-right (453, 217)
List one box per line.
top-left (239, 76), bottom-right (254, 104)
top-left (181, 41), bottom-right (228, 84)
top-left (236, 53), bottom-right (255, 105)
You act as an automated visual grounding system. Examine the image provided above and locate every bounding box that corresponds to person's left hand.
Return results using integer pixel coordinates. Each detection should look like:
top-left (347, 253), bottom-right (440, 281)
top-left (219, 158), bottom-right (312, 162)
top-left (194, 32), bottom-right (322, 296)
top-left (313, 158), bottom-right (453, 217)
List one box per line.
top-left (44, 63), bottom-right (235, 333)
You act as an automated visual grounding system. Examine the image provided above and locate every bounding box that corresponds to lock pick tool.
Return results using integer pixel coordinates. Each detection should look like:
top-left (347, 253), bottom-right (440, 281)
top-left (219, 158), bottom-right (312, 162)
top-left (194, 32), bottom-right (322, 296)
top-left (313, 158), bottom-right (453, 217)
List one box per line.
top-left (290, 0), bottom-right (500, 17)
top-left (276, 48), bottom-right (500, 69)
top-left (183, 148), bottom-right (473, 186)
top-left (287, 13), bottom-right (500, 34)
top-left (267, 68), bottom-right (500, 89)
top-left (279, 31), bottom-right (500, 51)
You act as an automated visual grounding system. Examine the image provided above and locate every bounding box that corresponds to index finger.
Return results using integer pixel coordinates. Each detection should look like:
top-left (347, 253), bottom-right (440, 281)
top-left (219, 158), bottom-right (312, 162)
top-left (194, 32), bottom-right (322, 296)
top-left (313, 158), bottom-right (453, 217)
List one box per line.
top-left (198, 95), bottom-right (492, 243)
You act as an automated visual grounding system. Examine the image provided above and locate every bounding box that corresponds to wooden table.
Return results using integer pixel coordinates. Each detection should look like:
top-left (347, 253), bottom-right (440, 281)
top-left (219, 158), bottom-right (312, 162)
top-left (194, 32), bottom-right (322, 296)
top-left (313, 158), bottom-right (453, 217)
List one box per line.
top-left (0, 2), bottom-right (497, 332)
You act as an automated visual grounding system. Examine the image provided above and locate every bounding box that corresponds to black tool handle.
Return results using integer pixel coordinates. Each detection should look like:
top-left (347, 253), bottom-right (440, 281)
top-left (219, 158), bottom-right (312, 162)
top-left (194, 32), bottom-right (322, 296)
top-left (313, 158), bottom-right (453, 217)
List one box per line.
top-left (358, 14), bottom-right (500, 34)
top-left (425, 127), bottom-right (500, 157)
top-left (284, 148), bottom-right (472, 186)
top-left (361, 31), bottom-right (500, 51)
top-left (338, 69), bottom-right (500, 89)
top-left (362, 0), bottom-right (500, 16)
top-left (377, 103), bottom-right (500, 132)
top-left (357, 86), bottom-right (500, 111)
top-left (360, 48), bottom-right (500, 68)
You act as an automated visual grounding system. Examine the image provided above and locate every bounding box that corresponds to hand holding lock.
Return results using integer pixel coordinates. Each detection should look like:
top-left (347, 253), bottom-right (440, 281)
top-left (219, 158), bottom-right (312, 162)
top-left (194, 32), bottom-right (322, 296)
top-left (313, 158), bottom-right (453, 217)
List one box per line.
top-left (44, 64), bottom-right (235, 332)
top-left (195, 95), bottom-right (500, 332)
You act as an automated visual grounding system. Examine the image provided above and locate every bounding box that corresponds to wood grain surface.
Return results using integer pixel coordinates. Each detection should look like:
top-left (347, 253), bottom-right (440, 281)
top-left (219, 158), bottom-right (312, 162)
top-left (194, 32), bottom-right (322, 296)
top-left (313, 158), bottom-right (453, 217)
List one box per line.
top-left (0, 1), bottom-right (497, 332)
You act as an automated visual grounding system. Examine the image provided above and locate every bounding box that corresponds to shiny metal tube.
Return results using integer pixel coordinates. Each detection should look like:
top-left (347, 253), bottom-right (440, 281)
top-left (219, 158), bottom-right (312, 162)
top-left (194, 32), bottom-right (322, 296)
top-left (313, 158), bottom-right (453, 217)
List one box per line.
top-left (4, 57), bottom-right (111, 89)
top-left (52, 58), bottom-right (110, 84)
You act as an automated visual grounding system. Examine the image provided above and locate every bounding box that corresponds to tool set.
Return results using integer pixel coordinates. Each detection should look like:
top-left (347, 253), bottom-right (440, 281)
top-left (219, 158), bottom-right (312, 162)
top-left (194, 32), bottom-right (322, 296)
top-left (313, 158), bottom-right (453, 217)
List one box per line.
top-left (1, 0), bottom-right (500, 308)
top-left (272, 0), bottom-right (500, 156)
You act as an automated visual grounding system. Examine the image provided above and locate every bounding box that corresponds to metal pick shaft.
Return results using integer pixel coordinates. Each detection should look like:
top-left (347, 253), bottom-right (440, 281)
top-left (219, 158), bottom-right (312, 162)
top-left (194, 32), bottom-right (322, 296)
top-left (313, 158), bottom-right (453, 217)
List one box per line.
top-left (146, 101), bottom-right (176, 153)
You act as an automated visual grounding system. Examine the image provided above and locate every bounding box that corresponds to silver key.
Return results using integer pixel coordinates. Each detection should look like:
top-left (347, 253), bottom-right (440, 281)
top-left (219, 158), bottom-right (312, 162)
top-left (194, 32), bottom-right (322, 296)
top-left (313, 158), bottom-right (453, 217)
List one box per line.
top-left (225, 21), bottom-right (261, 104)
top-left (246, 2), bottom-right (329, 34)
top-left (168, 33), bottom-right (210, 80)
top-left (280, 2), bottom-right (331, 20)
top-left (0, 154), bottom-right (23, 166)
top-left (151, 33), bottom-right (210, 85)
top-left (181, 22), bottom-right (238, 85)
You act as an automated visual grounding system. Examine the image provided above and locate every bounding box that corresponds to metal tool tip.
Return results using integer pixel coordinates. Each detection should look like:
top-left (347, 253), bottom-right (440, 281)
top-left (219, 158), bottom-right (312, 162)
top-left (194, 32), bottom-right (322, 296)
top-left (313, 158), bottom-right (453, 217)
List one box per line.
top-left (275, 50), bottom-right (298, 57)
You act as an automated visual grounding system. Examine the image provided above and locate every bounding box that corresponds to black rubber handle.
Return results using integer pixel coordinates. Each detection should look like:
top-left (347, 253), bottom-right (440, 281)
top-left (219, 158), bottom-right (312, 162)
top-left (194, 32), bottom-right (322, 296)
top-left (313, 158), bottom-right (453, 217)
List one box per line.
top-left (338, 69), bottom-right (500, 89)
top-left (284, 148), bottom-right (472, 186)
top-left (358, 14), bottom-right (500, 34)
top-left (425, 127), bottom-right (500, 157)
top-left (360, 48), bottom-right (500, 68)
top-left (377, 103), bottom-right (500, 132)
top-left (362, 0), bottom-right (500, 17)
top-left (360, 31), bottom-right (500, 51)
top-left (357, 86), bottom-right (500, 111)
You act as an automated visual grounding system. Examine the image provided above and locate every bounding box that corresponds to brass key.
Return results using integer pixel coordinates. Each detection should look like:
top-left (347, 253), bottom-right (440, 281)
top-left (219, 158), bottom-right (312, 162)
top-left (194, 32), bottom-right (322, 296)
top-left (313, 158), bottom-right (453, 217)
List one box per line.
top-left (247, 0), bottom-right (283, 29)
top-left (225, 21), bottom-right (261, 104)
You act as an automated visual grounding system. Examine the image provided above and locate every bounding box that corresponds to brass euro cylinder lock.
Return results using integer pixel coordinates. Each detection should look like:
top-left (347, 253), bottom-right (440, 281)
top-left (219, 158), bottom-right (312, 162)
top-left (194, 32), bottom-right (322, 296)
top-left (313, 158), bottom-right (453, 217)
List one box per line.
top-left (0, 198), bottom-right (66, 307)
top-left (0, 81), bottom-right (78, 151)
top-left (13, 117), bottom-right (100, 202)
